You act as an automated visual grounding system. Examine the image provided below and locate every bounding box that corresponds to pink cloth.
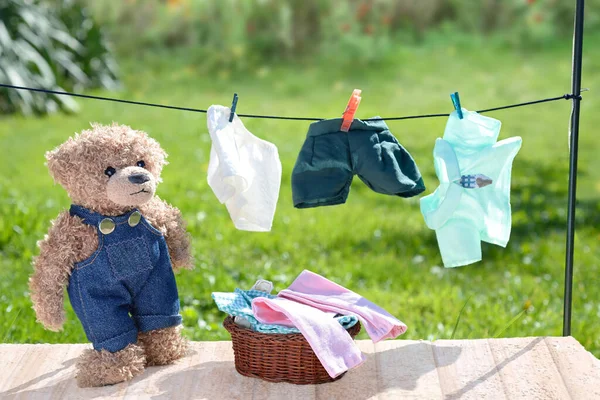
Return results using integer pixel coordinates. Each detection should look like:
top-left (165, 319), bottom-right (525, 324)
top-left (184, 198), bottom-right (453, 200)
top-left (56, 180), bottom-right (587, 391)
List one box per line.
top-left (252, 297), bottom-right (365, 378)
top-left (251, 270), bottom-right (407, 378)
top-left (279, 270), bottom-right (407, 342)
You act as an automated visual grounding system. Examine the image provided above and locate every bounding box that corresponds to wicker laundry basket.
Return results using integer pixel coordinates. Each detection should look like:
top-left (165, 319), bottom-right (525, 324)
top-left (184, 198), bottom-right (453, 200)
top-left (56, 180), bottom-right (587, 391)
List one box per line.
top-left (223, 316), bottom-right (362, 385)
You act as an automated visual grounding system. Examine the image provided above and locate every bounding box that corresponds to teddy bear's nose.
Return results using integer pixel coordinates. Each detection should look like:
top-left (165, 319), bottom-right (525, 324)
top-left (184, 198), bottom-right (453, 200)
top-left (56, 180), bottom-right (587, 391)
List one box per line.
top-left (128, 174), bottom-right (150, 184)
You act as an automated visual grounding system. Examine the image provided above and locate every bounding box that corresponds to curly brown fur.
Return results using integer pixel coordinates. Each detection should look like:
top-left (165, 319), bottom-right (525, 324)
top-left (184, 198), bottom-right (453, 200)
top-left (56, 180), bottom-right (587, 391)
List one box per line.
top-left (43, 122), bottom-right (193, 270)
top-left (29, 211), bottom-right (97, 331)
top-left (45, 123), bottom-right (167, 216)
top-left (76, 344), bottom-right (146, 387)
top-left (140, 197), bottom-right (194, 271)
top-left (32, 123), bottom-right (192, 387)
top-left (137, 326), bottom-right (188, 366)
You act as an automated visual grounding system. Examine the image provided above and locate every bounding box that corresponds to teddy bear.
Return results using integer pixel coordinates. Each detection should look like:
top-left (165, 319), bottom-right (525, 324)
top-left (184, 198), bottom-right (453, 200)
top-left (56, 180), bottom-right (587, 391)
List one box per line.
top-left (29, 123), bottom-right (194, 387)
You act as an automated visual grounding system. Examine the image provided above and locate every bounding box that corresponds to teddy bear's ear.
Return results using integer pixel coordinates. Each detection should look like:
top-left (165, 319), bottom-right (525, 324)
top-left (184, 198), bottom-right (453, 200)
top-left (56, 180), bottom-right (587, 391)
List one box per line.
top-left (45, 138), bottom-right (75, 187)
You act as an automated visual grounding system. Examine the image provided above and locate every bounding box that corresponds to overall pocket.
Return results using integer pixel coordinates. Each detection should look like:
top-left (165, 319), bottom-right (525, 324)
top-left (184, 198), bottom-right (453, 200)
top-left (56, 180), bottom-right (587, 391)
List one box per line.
top-left (106, 236), bottom-right (153, 279)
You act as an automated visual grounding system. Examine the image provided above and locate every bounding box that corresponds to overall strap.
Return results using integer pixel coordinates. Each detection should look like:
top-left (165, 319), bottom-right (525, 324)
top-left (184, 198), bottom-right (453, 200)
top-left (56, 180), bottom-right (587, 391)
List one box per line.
top-left (69, 204), bottom-right (105, 227)
top-left (69, 204), bottom-right (141, 234)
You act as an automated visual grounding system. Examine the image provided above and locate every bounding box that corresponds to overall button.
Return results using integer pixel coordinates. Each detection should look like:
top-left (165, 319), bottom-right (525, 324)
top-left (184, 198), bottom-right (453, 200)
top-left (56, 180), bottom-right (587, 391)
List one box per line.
top-left (99, 218), bottom-right (115, 235)
top-left (128, 211), bottom-right (142, 227)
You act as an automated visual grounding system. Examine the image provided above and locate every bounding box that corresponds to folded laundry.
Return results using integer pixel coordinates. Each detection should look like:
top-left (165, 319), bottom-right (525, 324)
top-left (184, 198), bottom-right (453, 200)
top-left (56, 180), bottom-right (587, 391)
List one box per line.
top-left (252, 296), bottom-right (366, 378)
top-left (278, 270), bottom-right (407, 342)
top-left (251, 270), bottom-right (406, 378)
top-left (212, 288), bottom-right (358, 335)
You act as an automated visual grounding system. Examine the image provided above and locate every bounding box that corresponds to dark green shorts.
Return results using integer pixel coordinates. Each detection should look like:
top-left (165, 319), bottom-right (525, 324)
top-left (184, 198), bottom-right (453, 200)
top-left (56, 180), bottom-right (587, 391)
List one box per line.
top-left (292, 118), bottom-right (425, 208)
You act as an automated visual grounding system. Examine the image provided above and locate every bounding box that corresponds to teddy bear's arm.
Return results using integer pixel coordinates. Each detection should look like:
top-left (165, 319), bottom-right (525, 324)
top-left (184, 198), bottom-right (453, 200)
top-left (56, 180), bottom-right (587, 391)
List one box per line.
top-left (140, 197), bottom-right (194, 272)
top-left (29, 210), bottom-right (98, 331)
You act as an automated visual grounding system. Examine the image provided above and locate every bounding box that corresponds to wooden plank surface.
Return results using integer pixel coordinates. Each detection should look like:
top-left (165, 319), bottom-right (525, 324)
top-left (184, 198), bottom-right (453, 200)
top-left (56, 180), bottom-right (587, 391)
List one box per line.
top-left (375, 339), bottom-right (444, 399)
top-left (0, 337), bottom-right (599, 400)
top-left (434, 339), bottom-right (506, 400)
top-left (544, 337), bottom-right (600, 400)
top-left (487, 337), bottom-right (571, 399)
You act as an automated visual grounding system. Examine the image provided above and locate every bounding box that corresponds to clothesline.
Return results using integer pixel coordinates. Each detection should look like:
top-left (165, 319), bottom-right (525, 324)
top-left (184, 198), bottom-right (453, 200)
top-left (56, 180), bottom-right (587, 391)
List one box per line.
top-left (0, 83), bottom-right (584, 122)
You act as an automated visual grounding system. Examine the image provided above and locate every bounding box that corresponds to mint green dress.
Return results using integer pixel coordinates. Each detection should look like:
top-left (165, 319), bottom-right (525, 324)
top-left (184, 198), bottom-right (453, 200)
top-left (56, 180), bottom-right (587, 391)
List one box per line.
top-left (420, 109), bottom-right (522, 267)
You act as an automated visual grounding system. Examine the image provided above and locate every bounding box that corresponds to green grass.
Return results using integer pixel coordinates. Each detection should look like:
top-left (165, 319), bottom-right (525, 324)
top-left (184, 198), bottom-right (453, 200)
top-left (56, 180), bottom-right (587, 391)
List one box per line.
top-left (1, 38), bottom-right (599, 357)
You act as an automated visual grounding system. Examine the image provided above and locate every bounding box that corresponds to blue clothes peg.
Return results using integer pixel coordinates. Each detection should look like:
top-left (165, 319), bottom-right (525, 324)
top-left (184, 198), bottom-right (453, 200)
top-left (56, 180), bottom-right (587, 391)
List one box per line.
top-left (450, 92), bottom-right (463, 119)
top-left (229, 93), bottom-right (238, 122)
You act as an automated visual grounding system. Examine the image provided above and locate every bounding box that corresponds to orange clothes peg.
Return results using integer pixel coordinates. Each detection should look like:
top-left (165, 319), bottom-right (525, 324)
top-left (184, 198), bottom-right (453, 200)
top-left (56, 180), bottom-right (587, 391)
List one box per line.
top-left (341, 89), bottom-right (362, 132)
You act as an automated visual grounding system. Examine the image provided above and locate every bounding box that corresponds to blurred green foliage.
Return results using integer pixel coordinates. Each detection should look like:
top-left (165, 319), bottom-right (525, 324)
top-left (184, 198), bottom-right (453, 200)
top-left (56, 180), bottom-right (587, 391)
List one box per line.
top-left (3, 0), bottom-right (598, 114)
top-left (0, 0), bottom-right (118, 115)
top-left (1, 38), bottom-right (599, 354)
top-left (86, 0), bottom-right (600, 71)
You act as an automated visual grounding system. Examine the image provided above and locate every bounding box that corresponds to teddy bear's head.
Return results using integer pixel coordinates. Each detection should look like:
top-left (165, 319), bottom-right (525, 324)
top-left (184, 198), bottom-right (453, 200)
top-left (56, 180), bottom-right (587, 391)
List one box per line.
top-left (46, 123), bottom-right (168, 215)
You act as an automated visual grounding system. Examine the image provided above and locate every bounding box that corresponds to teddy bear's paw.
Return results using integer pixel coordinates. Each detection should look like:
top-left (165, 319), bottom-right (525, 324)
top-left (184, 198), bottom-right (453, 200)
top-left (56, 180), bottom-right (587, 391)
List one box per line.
top-left (31, 293), bottom-right (66, 332)
top-left (76, 344), bottom-right (146, 387)
top-left (39, 313), bottom-right (65, 332)
top-left (138, 325), bottom-right (189, 366)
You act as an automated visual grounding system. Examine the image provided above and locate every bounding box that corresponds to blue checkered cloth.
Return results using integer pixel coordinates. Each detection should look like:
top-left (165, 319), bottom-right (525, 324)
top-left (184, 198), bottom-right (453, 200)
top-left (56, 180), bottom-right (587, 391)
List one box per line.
top-left (212, 288), bottom-right (358, 334)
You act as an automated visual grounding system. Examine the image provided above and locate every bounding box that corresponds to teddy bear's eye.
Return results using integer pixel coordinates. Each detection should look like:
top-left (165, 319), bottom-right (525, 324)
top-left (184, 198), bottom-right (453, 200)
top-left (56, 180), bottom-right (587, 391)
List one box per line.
top-left (136, 160), bottom-right (145, 168)
top-left (104, 167), bottom-right (116, 177)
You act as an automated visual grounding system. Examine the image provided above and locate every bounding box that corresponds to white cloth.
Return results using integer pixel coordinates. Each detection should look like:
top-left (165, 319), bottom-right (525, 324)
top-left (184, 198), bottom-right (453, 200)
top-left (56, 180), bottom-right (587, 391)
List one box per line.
top-left (207, 105), bottom-right (282, 232)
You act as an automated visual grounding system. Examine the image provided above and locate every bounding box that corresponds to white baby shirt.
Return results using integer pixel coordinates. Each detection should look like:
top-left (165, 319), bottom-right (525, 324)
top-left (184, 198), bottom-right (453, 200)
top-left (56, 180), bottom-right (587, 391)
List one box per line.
top-left (207, 105), bottom-right (282, 232)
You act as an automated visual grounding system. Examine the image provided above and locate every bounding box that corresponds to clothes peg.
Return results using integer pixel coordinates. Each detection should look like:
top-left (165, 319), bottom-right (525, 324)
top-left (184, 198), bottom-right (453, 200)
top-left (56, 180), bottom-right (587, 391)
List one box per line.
top-left (341, 89), bottom-right (362, 132)
top-left (450, 92), bottom-right (463, 119)
top-left (229, 93), bottom-right (239, 122)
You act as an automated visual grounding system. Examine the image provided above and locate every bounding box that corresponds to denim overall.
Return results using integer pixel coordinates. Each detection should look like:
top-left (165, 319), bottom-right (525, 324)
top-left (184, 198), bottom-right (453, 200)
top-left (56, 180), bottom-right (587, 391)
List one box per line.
top-left (67, 205), bottom-right (182, 352)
